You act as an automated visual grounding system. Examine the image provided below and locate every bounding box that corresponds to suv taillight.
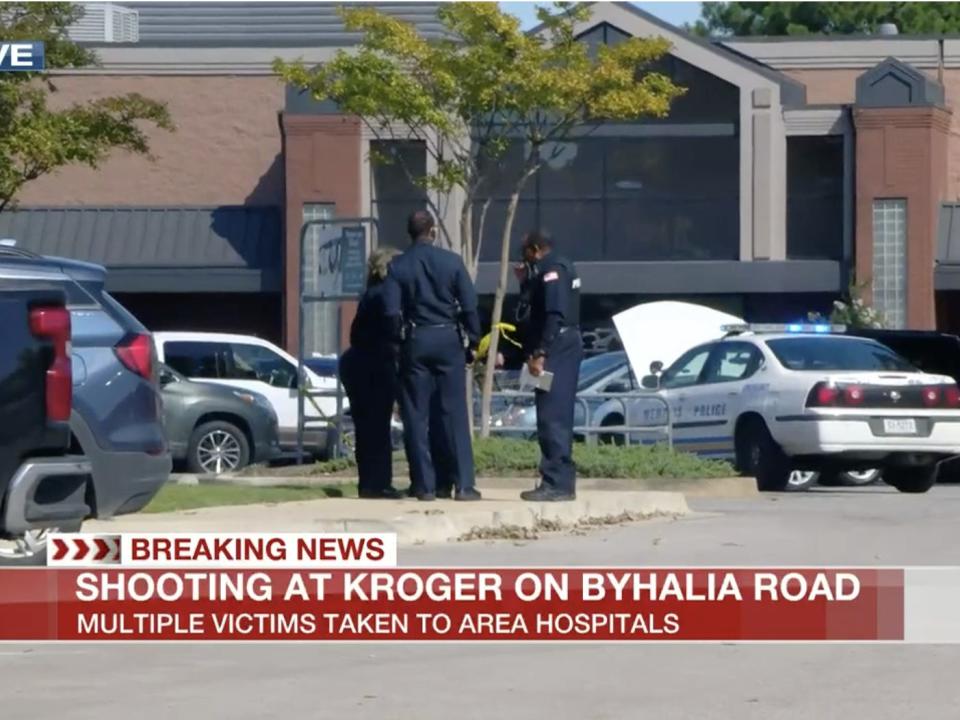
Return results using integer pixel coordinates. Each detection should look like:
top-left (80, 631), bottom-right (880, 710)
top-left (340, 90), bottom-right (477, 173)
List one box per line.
top-left (29, 305), bottom-right (72, 422)
top-left (115, 333), bottom-right (153, 379)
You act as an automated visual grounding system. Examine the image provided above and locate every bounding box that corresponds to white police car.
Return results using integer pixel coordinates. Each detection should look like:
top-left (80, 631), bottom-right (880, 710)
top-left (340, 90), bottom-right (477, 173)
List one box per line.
top-left (629, 324), bottom-right (960, 493)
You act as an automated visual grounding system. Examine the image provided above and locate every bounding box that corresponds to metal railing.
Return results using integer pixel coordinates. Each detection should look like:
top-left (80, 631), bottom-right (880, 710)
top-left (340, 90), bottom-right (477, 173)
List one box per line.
top-left (486, 390), bottom-right (672, 448)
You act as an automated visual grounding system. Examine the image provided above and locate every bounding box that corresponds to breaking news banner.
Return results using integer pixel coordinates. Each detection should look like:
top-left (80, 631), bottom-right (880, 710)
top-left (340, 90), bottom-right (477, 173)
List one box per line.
top-left (0, 531), bottom-right (956, 643)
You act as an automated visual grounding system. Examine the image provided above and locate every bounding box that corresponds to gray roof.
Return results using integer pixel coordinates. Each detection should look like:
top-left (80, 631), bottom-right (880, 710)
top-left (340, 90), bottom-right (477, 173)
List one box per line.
top-left (0, 206), bottom-right (281, 293)
top-left (114, 2), bottom-right (448, 46)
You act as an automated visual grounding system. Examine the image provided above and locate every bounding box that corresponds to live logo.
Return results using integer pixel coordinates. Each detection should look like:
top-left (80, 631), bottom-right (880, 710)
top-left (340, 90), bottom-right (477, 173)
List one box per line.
top-left (0, 41), bottom-right (45, 71)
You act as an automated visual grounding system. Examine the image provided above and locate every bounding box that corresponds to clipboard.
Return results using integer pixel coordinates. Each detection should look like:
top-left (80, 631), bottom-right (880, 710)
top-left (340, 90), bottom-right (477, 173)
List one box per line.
top-left (520, 364), bottom-right (554, 392)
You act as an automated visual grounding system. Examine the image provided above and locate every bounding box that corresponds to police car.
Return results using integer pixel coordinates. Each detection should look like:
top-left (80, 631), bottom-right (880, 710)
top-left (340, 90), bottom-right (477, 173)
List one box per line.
top-left (629, 324), bottom-right (960, 494)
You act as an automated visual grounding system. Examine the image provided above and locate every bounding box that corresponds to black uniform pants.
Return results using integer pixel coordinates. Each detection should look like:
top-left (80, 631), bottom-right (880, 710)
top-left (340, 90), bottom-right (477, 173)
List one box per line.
top-left (399, 326), bottom-right (475, 495)
top-left (535, 329), bottom-right (583, 493)
top-left (340, 347), bottom-right (396, 494)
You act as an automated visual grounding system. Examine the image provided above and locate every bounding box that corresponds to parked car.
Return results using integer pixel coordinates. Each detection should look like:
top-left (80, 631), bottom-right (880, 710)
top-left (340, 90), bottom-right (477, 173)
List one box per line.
top-left (159, 364), bottom-right (280, 474)
top-left (0, 281), bottom-right (91, 564)
top-left (845, 328), bottom-right (960, 483)
top-left (1, 247), bottom-right (170, 522)
top-left (631, 323), bottom-right (960, 493)
top-left (489, 351), bottom-right (639, 443)
top-left (154, 331), bottom-right (338, 458)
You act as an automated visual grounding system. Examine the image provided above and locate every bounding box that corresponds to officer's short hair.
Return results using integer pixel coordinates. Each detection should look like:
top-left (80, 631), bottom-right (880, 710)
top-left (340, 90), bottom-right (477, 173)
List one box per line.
top-left (407, 210), bottom-right (435, 241)
top-left (522, 230), bottom-right (553, 252)
top-left (368, 247), bottom-right (399, 284)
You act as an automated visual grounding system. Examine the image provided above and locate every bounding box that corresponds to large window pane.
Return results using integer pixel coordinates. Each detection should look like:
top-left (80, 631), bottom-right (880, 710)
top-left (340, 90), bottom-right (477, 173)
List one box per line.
top-left (475, 200), bottom-right (537, 264)
top-left (475, 141), bottom-right (535, 200)
top-left (302, 203), bottom-right (338, 356)
top-left (604, 136), bottom-right (739, 260)
top-left (371, 140), bottom-right (427, 200)
top-left (787, 136), bottom-right (844, 260)
top-left (537, 200), bottom-right (604, 261)
top-left (607, 198), bottom-right (738, 260)
top-left (538, 140), bottom-right (604, 199)
top-left (873, 199), bottom-right (907, 329)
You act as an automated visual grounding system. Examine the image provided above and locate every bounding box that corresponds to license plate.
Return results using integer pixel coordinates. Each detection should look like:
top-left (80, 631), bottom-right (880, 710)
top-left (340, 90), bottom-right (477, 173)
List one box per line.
top-left (883, 418), bottom-right (918, 435)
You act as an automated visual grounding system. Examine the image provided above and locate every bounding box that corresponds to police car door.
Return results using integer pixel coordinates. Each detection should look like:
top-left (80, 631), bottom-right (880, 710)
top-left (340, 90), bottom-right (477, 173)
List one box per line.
top-left (657, 343), bottom-right (714, 450)
top-left (686, 342), bottom-right (765, 460)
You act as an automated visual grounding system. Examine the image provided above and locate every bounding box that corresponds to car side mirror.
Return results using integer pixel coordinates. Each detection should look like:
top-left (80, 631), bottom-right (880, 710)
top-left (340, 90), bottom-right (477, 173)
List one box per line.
top-left (605, 380), bottom-right (630, 394)
top-left (649, 360), bottom-right (664, 375)
top-left (641, 374), bottom-right (660, 390)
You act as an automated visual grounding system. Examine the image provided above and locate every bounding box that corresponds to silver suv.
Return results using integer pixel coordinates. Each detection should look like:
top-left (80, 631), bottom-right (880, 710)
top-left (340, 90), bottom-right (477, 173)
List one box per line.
top-left (0, 246), bottom-right (171, 521)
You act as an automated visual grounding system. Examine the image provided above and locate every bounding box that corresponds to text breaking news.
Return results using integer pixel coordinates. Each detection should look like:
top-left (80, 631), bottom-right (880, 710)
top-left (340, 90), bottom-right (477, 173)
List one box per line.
top-left (0, 532), bottom-right (955, 643)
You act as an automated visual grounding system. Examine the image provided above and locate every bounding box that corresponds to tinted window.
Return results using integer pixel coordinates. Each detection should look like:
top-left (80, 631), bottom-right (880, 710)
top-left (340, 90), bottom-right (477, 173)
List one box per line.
top-left (164, 341), bottom-right (230, 378)
top-left (600, 368), bottom-right (636, 393)
top-left (702, 343), bottom-right (763, 383)
top-left (661, 345), bottom-right (712, 389)
top-left (230, 343), bottom-right (297, 388)
top-left (766, 337), bottom-right (915, 372)
top-left (578, 353), bottom-right (627, 390)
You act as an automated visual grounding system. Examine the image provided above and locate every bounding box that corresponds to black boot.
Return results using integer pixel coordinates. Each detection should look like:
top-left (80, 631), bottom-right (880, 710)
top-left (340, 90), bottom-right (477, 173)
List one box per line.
top-left (359, 487), bottom-right (404, 500)
top-left (520, 485), bottom-right (575, 502)
top-left (435, 486), bottom-right (453, 499)
top-left (455, 488), bottom-right (482, 502)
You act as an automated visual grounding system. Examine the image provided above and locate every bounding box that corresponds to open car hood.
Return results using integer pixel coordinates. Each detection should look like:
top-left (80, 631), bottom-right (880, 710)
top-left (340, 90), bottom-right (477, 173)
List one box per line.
top-left (612, 301), bottom-right (745, 380)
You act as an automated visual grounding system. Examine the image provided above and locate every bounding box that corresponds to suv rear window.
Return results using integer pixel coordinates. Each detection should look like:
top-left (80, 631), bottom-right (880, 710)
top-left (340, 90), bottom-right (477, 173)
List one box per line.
top-left (76, 281), bottom-right (146, 333)
top-left (766, 337), bottom-right (916, 372)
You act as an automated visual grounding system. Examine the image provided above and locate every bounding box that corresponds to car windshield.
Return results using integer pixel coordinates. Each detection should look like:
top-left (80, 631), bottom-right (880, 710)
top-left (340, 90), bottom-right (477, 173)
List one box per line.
top-left (577, 352), bottom-right (626, 390)
top-left (765, 337), bottom-right (917, 372)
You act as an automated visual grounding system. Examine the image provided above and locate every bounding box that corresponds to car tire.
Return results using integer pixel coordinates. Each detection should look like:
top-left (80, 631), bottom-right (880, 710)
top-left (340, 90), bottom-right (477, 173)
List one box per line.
top-left (188, 421), bottom-right (250, 475)
top-left (736, 418), bottom-right (803, 492)
top-left (884, 465), bottom-right (938, 494)
top-left (0, 521), bottom-right (82, 567)
top-left (599, 414), bottom-right (626, 446)
top-left (818, 469), bottom-right (882, 487)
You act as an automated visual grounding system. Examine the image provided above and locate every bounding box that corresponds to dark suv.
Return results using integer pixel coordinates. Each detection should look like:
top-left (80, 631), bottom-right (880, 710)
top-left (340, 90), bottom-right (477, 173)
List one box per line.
top-left (0, 247), bottom-right (170, 518)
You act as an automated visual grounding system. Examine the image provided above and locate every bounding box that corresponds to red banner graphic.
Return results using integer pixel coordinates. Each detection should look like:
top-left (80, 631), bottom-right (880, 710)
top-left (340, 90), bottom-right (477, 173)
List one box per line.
top-left (0, 568), bottom-right (904, 642)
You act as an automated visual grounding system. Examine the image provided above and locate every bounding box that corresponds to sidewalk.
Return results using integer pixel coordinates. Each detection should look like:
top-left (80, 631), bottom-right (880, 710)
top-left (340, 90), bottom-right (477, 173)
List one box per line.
top-left (87, 488), bottom-right (690, 545)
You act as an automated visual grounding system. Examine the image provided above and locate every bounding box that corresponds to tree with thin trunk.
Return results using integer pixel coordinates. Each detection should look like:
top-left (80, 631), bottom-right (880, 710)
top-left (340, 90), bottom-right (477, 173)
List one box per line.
top-left (0, 3), bottom-right (173, 213)
top-left (276, 2), bottom-right (683, 436)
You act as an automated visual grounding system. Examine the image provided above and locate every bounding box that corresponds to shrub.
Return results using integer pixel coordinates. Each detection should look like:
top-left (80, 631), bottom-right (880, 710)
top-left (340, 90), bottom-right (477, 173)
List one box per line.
top-left (471, 437), bottom-right (734, 479)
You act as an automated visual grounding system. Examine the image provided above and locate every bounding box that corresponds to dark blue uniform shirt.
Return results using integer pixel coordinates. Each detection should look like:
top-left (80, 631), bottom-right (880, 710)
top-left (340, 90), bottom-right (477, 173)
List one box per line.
top-left (524, 254), bottom-right (581, 357)
top-left (349, 281), bottom-right (398, 360)
top-left (384, 241), bottom-right (481, 347)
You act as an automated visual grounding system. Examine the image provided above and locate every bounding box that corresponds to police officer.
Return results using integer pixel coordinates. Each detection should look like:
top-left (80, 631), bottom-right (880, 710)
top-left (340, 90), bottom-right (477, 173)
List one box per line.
top-left (385, 211), bottom-right (482, 501)
top-left (517, 231), bottom-right (582, 502)
top-left (339, 248), bottom-right (404, 499)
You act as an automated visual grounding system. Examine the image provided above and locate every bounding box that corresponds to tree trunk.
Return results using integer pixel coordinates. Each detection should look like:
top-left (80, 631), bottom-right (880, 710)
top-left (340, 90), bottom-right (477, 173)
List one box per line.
top-left (478, 159), bottom-right (538, 438)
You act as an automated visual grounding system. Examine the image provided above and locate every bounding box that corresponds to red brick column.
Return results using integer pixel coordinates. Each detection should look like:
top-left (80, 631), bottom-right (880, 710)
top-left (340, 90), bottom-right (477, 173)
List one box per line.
top-left (280, 114), bottom-right (362, 354)
top-left (853, 107), bottom-right (951, 329)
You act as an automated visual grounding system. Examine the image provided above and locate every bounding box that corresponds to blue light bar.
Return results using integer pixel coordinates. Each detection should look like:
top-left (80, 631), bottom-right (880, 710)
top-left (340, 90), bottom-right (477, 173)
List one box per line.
top-left (721, 323), bottom-right (847, 335)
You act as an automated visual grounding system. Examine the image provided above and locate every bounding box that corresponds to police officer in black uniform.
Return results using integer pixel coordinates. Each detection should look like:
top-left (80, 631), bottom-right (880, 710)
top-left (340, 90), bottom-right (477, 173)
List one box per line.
top-left (517, 231), bottom-right (582, 502)
top-left (339, 248), bottom-right (404, 499)
top-left (384, 211), bottom-right (482, 502)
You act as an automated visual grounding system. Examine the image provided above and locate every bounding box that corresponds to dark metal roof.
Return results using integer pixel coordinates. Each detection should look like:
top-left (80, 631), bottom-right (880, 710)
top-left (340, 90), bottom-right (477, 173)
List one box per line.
top-left (0, 206), bottom-right (282, 293)
top-left (115, 2), bottom-right (449, 47)
top-left (856, 56), bottom-right (945, 108)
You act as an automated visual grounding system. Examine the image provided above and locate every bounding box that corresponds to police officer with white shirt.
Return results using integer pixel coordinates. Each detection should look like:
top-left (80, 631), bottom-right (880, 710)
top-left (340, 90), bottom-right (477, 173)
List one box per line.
top-left (517, 231), bottom-right (582, 502)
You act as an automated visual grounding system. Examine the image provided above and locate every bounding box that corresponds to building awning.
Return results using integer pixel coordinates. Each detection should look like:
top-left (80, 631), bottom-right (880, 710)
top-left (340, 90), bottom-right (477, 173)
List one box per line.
top-left (936, 203), bottom-right (960, 290)
top-left (0, 206), bottom-right (282, 293)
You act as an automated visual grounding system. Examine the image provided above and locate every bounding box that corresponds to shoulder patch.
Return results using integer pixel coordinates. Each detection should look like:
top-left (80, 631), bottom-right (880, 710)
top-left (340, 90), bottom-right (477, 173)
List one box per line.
top-left (571, 278), bottom-right (581, 289)
top-left (543, 271), bottom-right (559, 282)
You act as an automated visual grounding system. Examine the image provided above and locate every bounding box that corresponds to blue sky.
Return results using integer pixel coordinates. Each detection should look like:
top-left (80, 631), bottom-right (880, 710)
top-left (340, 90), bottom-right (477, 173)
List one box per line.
top-left (499, 2), bottom-right (703, 30)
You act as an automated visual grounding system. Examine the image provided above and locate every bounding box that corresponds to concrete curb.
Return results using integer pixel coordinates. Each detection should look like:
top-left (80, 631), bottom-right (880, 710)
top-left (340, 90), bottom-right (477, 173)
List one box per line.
top-left (91, 490), bottom-right (689, 545)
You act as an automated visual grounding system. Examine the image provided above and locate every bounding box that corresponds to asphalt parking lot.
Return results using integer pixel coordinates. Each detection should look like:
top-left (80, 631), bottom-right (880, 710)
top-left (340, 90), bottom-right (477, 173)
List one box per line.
top-left (5, 485), bottom-right (960, 719)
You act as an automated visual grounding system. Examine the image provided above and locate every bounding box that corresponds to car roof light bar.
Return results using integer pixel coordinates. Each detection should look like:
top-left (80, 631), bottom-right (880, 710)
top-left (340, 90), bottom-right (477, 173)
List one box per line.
top-left (720, 323), bottom-right (848, 335)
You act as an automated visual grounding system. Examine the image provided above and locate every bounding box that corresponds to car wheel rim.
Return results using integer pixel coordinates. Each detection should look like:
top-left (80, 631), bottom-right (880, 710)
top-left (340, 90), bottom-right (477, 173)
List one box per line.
top-left (846, 469), bottom-right (878, 483)
top-left (0, 528), bottom-right (52, 560)
top-left (788, 470), bottom-right (816, 487)
top-left (197, 430), bottom-right (242, 474)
